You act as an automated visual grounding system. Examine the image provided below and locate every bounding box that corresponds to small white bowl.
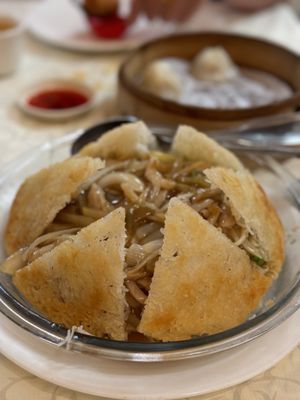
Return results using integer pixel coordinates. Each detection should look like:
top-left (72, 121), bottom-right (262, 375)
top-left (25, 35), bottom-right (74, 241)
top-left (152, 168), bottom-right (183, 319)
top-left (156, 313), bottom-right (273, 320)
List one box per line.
top-left (0, 15), bottom-right (24, 76)
top-left (17, 79), bottom-right (95, 120)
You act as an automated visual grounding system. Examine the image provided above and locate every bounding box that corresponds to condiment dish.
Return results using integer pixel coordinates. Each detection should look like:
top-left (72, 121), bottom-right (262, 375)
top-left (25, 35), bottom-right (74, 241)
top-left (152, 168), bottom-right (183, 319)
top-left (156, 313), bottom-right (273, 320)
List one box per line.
top-left (17, 79), bottom-right (95, 121)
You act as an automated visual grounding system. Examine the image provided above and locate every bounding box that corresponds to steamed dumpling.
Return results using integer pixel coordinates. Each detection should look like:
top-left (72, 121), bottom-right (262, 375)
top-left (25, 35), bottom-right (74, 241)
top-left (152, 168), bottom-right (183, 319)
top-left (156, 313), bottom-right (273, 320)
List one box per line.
top-left (191, 46), bottom-right (239, 82)
top-left (142, 60), bottom-right (182, 100)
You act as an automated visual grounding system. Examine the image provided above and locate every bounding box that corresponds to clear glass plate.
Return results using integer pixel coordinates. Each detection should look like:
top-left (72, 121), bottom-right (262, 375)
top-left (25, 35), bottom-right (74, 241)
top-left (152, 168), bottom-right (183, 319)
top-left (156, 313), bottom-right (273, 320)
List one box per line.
top-left (0, 131), bottom-right (300, 362)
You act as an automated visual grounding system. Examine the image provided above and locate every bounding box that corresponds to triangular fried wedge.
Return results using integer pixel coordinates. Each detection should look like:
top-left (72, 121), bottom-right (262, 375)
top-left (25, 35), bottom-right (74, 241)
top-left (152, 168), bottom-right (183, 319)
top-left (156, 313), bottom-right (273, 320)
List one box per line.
top-left (204, 167), bottom-right (285, 277)
top-left (79, 121), bottom-right (157, 159)
top-left (171, 125), bottom-right (244, 171)
top-left (5, 157), bottom-right (104, 255)
top-left (138, 198), bottom-right (271, 342)
top-left (13, 208), bottom-right (127, 341)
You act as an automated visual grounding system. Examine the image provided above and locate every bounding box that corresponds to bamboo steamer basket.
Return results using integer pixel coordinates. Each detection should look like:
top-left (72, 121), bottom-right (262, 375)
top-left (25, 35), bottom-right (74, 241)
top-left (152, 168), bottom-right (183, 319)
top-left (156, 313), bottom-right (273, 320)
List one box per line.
top-left (118, 32), bottom-right (300, 131)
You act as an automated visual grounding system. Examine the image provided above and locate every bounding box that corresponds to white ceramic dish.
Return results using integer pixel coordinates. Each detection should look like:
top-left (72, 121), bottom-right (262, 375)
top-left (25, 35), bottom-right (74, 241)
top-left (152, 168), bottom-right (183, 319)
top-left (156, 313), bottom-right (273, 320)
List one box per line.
top-left (0, 126), bottom-right (300, 398)
top-left (16, 79), bottom-right (95, 120)
top-left (0, 15), bottom-right (24, 75)
top-left (27, 0), bottom-right (176, 53)
top-left (0, 129), bottom-right (300, 365)
top-left (0, 307), bottom-right (300, 399)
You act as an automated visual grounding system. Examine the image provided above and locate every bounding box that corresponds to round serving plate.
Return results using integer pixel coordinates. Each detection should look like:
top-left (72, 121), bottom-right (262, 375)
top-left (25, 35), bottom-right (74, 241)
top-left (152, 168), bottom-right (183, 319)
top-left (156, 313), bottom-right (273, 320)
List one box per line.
top-left (27, 0), bottom-right (176, 53)
top-left (0, 128), bottom-right (299, 364)
top-left (0, 309), bottom-right (300, 399)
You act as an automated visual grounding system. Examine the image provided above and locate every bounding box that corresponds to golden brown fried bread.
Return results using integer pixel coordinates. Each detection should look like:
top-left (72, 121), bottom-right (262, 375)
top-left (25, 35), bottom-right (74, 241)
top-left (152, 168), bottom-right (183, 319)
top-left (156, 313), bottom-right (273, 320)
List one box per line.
top-left (204, 167), bottom-right (285, 277)
top-left (171, 125), bottom-right (244, 171)
top-left (13, 208), bottom-right (127, 340)
top-left (4, 157), bottom-right (103, 255)
top-left (79, 121), bottom-right (157, 159)
top-left (138, 198), bottom-right (271, 342)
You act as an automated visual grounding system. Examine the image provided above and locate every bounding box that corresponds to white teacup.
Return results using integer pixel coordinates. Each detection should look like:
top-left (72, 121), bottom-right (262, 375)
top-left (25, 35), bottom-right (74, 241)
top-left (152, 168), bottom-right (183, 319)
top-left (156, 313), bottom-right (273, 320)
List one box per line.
top-left (0, 15), bottom-right (24, 76)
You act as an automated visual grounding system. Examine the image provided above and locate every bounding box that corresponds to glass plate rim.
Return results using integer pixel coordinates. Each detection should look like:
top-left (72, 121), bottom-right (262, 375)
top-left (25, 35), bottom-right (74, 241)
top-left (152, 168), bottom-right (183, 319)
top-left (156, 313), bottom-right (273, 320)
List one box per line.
top-left (0, 131), bottom-right (299, 362)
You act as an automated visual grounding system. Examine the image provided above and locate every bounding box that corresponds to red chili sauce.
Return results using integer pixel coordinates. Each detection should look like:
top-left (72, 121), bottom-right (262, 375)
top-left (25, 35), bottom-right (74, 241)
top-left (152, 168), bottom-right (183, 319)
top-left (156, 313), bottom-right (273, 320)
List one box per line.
top-left (88, 15), bottom-right (127, 39)
top-left (28, 89), bottom-right (89, 110)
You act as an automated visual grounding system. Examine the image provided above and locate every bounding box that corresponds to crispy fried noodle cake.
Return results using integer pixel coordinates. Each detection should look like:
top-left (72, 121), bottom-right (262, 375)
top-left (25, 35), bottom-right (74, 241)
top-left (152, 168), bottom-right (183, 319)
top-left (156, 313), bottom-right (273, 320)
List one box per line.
top-left (14, 209), bottom-right (127, 340)
top-left (4, 157), bottom-right (104, 255)
top-left (2, 121), bottom-right (284, 342)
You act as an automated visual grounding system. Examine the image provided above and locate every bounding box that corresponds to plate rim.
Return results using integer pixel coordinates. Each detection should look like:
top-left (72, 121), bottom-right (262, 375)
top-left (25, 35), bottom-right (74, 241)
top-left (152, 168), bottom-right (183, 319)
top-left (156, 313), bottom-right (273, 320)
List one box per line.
top-left (0, 130), bottom-right (300, 362)
top-left (0, 309), bottom-right (300, 399)
top-left (26, 0), bottom-right (175, 53)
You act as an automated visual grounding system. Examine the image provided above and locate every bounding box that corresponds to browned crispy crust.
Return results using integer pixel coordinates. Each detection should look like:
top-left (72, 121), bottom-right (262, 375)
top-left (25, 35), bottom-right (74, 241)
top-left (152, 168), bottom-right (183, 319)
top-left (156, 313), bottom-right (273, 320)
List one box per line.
top-left (171, 125), bottom-right (244, 171)
top-left (138, 198), bottom-right (271, 342)
top-left (13, 208), bottom-right (127, 340)
top-left (204, 167), bottom-right (285, 277)
top-left (79, 121), bottom-right (157, 159)
top-left (4, 157), bottom-right (104, 255)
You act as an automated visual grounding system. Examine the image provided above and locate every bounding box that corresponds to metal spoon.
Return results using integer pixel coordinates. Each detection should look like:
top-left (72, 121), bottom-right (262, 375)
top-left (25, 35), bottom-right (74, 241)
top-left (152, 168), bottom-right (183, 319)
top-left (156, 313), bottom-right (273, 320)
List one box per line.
top-left (71, 114), bottom-right (300, 157)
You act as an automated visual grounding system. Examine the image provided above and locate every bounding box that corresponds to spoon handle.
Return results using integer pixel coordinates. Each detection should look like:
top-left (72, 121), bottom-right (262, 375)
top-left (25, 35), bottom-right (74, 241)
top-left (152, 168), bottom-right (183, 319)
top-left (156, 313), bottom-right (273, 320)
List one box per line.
top-left (210, 112), bottom-right (300, 134)
top-left (150, 113), bottom-right (300, 156)
top-left (151, 127), bottom-right (300, 156)
top-left (219, 142), bottom-right (300, 157)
